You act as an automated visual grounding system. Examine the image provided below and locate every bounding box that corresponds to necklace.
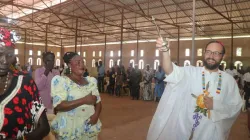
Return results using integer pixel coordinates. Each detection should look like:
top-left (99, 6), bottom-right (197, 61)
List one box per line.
top-left (202, 71), bottom-right (222, 94)
top-left (0, 72), bottom-right (10, 92)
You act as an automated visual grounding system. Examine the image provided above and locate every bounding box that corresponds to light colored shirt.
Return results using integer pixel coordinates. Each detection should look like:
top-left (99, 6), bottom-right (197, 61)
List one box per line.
top-left (90, 67), bottom-right (98, 78)
top-left (147, 63), bottom-right (242, 140)
top-left (243, 72), bottom-right (250, 82)
top-left (34, 67), bottom-right (60, 111)
top-left (225, 69), bottom-right (238, 77)
top-left (98, 65), bottom-right (105, 77)
top-left (50, 76), bottom-right (101, 139)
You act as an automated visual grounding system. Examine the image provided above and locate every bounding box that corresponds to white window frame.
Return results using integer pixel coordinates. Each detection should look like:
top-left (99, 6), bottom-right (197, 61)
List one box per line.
top-left (29, 50), bottom-right (33, 55)
top-left (129, 59), bottom-right (135, 67)
top-left (14, 49), bottom-right (18, 55)
top-left (155, 49), bottom-right (159, 57)
top-left (154, 60), bottom-right (160, 70)
top-left (28, 57), bottom-right (33, 65)
top-left (37, 58), bottom-right (41, 66)
top-left (117, 59), bottom-right (120, 65)
top-left (140, 50), bottom-right (144, 57)
top-left (197, 48), bottom-right (202, 56)
top-left (118, 50), bottom-right (121, 57)
top-left (56, 59), bottom-right (60, 66)
top-left (37, 50), bottom-right (41, 56)
top-left (109, 59), bottom-right (114, 68)
top-left (184, 60), bottom-right (191, 66)
top-left (236, 47), bottom-right (242, 56)
top-left (110, 50), bottom-right (113, 57)
top-left (139, 59), bottom-right (144, 69)
top-left (185, 49), bottom-right (190, 56)
top-left (99, 51), bottom-right (102, 57)
top-left (131, 50), bottom-right (134, 57)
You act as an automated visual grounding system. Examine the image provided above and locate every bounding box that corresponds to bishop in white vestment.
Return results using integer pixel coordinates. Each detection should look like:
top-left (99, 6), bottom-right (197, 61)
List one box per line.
top-left (147, 39), bottom-right (242, 140)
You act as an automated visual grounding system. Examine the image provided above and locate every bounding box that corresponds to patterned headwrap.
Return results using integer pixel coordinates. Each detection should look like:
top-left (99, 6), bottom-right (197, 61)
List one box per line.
top-left (63, 52), bottom-right (79, 64)
top-left (0, 28), bottom-right (20, 47)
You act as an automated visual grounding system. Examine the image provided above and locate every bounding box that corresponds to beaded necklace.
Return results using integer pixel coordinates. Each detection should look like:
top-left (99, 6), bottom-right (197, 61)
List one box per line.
top-left (202, 71), bottom-right (222, 94)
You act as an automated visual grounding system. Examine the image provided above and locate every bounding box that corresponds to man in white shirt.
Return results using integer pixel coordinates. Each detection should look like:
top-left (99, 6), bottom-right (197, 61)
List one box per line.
top-left (147, 39), bottom-right (242, 140)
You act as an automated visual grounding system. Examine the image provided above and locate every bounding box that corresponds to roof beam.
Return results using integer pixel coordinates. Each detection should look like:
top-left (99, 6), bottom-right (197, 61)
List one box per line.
top-left (0, 1), bottom-right (137, 32)
top-left (201, 0), bottom-right (232, 22)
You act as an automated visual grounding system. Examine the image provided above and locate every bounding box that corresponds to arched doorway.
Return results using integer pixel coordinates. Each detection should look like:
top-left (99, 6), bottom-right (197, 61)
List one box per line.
top-left (220, 61), bottom-right (226, 71)
top-left (184, 60), bottom-right (191, 66)
top-left (196, 60), bottom-right (203, 67)
top-left (234, 61), bottom-right (243, 70)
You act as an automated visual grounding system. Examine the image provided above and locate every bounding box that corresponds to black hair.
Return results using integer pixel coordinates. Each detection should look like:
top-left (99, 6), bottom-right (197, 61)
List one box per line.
top-left (63, 52), bottom-right (78, 65)
top-left (62, 52), bottom-right (78, 75)
top-left (42, 52), bottom-right (55, 62)
top-left (205, 40), bottom-right (225, 54)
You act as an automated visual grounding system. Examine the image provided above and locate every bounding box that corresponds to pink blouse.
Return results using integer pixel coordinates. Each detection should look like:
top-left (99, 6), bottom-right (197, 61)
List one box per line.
top-left (35, 67), bottom-right (60, 111)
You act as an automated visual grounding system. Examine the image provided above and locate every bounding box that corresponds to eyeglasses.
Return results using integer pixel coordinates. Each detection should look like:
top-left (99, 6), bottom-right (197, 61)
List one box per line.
top-left (204, 50), bottom-right (223, 57)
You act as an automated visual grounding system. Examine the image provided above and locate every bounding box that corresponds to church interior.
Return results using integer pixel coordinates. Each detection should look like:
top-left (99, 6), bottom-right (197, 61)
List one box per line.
top-left (0, 0), bottom-right (250, 139)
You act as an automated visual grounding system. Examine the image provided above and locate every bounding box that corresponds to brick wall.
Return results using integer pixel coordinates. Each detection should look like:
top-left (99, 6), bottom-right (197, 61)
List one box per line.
top-left (15, 37), bottom-right (250, 71)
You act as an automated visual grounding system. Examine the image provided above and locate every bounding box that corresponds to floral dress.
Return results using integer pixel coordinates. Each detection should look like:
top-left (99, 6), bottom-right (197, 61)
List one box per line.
top-left (51, 75), bottom-right (102, 140)
top-left (0, 71), bottom-right (45, 139)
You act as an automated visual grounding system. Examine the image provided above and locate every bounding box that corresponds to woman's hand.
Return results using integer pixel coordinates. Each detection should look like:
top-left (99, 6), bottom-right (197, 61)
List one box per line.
top-left (84, 93), bottom-right (97, 105)
top-left (88, 114), bottom-right (98, 125)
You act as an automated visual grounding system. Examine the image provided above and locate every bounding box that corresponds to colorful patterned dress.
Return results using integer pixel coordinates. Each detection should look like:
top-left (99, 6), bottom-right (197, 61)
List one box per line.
top-left (0, 71), bottom-right (45, 139)
top-left (51, 75), bottom-right (102, 140)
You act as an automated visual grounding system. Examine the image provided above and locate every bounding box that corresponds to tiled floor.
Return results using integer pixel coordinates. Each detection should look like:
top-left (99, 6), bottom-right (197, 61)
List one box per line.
top-left (99, 94), bottom-right (249, 140)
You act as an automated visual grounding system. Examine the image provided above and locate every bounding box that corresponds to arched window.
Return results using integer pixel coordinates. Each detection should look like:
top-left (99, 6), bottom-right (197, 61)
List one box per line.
top-left (28, 57), bottom-right (33, 65)
top-left (139, 59), bottom-right (144, 69)
top-left (196, 60), bottom-right (203, 67)
top-left (184, 60), bottom-right (191, 66)
top-left (93, 51), bottom-right (95, 57)
top-left (234, 61), bottom-right (243, 70)
top-left (83, 59), bottom-right (86, 66)
top-left (37, 58), bottom-right (42, 66)
top-left (56, 59), bottom-right (60, 66)
top-left (154, 60), bottom-right (160, 70)
top-left (130, 59), bottom-right (135, 67)
top-left (221, 61), bottom-right (227, 71)
top-left (98, 59), bottom-right (102, 63)
top-left (117, 59), bottom-right (120, 65)
top-left (92, 59), bottom-right (96, 67)
top-left (109, 59), bottom-right (114, 68)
